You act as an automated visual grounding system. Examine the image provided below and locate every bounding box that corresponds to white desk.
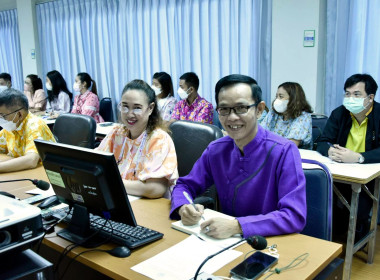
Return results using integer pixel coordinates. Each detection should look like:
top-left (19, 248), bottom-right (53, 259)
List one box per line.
top-left (300, 149), bottom-right (380, 280)
top-left (41, 117), bottom-right (117, 139)
top-left (96, 122), bottom-right (118, 138)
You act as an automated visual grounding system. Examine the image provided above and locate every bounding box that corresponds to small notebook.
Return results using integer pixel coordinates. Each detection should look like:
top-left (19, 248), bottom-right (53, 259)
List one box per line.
top-left (171, 208), bottom-right (243, 248)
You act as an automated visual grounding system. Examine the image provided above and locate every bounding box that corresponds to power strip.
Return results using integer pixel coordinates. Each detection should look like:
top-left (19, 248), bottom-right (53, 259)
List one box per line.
top-left (191, 272), bottom-right (222, 280)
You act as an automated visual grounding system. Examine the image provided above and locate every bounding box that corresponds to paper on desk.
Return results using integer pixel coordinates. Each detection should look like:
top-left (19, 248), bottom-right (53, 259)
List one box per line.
top-left (127, 194), bottom-right (140, 202)
top-left (299, 149), bottom-right (334, 164)
top-left (172, 208), bottom-right (243, 248)
top-left (131, 234), bottom-right (242, 280)
top-left (26, 186), bottom-right (55, 196)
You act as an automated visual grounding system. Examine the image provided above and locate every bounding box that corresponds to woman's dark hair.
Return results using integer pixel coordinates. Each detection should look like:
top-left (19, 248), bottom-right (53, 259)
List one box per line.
top-left (46, 70), bottom-right (73, 102)
top-left (215, 74), bottom-right (259, 105)
top-left (152, 72), bottom-right (174, 98)
top-left (77, 72), bottom-right (98, 96)
top-left (274, 82), bottom-right (313, 119)
top-left (121, 79), bottom-right (162, 134)
top-left (26, 74), bottom-right (43, 94)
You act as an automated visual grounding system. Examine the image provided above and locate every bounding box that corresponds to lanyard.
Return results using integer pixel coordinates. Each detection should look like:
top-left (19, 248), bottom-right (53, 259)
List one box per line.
top-left (117, 131), bottom-right (148, 178)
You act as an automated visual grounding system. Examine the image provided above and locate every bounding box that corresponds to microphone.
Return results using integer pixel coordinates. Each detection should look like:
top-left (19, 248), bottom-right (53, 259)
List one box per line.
top-left (194, 235), bottom-right (267, 280)
top-left (0, 179), bottom-right (51, 191)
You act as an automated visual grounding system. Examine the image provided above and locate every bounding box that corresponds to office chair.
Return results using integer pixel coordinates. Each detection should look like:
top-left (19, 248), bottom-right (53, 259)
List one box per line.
top-left (212, 109), bottom-right (223, 129)
top-left (301, 158), bottom-right (333, 240)
top-left (169, 120), bottom-right (224, 209)
top-left (99, 97), bottom-right (114, 122)
top-left (53, 113), bottom-right (97, 149)
top-left (300, 159), bottom-right (344, 279)
top-left (311, 114), bottom-right (328, 150)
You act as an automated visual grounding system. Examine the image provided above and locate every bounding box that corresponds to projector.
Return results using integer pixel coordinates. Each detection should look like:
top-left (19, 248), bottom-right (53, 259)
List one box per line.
top-left (0, 194), bottom-right (44, 255)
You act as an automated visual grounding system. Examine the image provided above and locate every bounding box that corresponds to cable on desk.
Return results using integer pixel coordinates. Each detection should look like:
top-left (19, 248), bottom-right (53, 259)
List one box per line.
top-left (35, 206), bottom-right (73, 254)
top-left (54, 218), bottom-right (114, 279)
top-left (262, 252), bottom-right (309, 280)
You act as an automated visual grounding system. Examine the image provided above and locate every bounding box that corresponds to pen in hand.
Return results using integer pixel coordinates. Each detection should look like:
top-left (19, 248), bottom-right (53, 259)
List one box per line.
top-left (183, 191), bottom-right (205, 220)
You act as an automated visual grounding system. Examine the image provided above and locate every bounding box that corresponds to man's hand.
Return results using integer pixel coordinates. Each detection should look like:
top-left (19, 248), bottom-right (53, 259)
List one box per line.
top-left (179, 204), bottom-right (204, 226)
top-left (200, 218), bottom-right (242, 239)
top-left (328, 145), bottom-right (360, 163)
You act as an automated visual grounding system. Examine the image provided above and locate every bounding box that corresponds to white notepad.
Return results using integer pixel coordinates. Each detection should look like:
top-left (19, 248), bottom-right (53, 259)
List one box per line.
top-left (171, 208), bottom-right (243, 248)
top-left (131, 234), bottom-right (242, 280)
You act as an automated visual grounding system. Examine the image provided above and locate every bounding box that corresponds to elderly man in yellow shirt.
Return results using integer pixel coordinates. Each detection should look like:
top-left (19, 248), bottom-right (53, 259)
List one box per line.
top-left (0, 88), bottom-right (56, 172)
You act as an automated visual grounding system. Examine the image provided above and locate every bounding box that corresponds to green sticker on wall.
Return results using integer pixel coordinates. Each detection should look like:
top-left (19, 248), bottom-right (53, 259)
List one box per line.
top-left (45, 170), bottom-right (65, 188)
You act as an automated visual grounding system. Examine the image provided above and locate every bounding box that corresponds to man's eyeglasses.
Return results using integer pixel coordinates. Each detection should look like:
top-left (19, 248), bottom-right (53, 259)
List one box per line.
top-left (117, 103), bottom-right (143, 115)
top-left (0, 107), bottom-right (23, 120)
top-left (216, 104), bottom-right (257, 116)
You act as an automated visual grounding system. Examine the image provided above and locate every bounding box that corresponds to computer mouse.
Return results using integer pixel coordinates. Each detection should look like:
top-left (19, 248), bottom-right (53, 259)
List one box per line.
top-left (37, 196), bottom-right (61, 209)
top-left (107, 246), bottom-right (131, 258)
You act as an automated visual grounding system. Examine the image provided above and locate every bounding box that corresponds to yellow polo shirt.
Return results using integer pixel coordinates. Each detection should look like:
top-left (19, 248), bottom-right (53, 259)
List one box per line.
top-left (346, 106), bottom-right (373, 153)
top-left (0, 112), bottom-right (55, 157)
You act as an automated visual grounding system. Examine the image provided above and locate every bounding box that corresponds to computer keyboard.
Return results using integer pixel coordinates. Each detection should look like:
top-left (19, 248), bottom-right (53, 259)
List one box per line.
top-left (51, 207), bottom-right (164, 249)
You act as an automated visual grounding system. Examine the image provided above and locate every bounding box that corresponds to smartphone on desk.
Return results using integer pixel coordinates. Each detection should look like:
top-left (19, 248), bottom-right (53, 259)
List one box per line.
top-left (230, 251), bottom-right (278, 280)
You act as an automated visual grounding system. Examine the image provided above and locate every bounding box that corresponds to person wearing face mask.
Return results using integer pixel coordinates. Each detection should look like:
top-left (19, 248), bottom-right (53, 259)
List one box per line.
top-left (152, 72), bottom-right (177, 122)
top-left (0, 73), bottom-right (12, 92)
top-left (71, 72), bottom-right (104, 123)
top-left (24, 74), bottom-right (47, 113)
top-left (0, 88), bottom-right (55, 173)
top-left (170, 72), bottom-right (213, 124)
top-left (45, 70), bottom-right (72, 117)
top-left (317, 73), bottom-right (380, 243)
top-left (260, 82), bottom-right (313, 149)
top-left (97, 80), bottom-right (178, 198)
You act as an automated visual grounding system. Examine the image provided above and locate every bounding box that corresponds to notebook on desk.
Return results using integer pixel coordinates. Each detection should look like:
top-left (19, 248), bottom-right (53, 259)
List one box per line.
top-left (171, 208), bottom-right (243, 248)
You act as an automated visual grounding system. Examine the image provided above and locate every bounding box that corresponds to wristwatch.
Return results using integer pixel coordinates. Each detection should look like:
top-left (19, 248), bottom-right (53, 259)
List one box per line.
top-left (358, 155), bottom-right (365, 164)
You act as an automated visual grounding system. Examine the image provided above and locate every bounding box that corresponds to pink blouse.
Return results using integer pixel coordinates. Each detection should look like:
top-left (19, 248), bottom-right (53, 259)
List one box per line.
top-left (24, 89), bottom-right (47, 111)
top-left (71, 91), bottom-right (104, 123)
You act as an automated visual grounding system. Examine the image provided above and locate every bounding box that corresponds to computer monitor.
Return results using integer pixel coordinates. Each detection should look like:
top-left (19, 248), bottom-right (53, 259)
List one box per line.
top-left (34, 139), bottom-right (137, 244)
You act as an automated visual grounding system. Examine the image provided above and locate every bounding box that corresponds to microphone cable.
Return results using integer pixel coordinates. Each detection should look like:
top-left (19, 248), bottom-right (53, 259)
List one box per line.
top-left (53, 217), bottom-right (112, 277)
top-left (232, 143), bottom-right (277, 216)
top-left (35, 206), bottom-right (73, 254)
top-left (57, 218), bottom-right (115, 280)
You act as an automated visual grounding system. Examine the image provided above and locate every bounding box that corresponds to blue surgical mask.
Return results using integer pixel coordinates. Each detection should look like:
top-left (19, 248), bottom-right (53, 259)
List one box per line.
top-left (343, 96), bottom-right (369, 114)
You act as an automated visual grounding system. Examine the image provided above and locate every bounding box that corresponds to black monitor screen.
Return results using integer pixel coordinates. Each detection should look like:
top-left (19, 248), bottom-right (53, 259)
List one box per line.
top-left (34, 139), bottom-right (137, 227)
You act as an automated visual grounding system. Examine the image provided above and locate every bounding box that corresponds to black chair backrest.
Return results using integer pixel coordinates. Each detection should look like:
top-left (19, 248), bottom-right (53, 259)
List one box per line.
top-left (312, 114), bottom-right (328, 150)
top-left (212, 109), bottom-right (223, 129)
top-left (53, 113), bottom-right (97, 149)
top-left (170, 120), bottom-right (224, 177)
top-left (99, 97), bottom-right (114, 122)
top-left (301, 159), bottom-right (333, 241)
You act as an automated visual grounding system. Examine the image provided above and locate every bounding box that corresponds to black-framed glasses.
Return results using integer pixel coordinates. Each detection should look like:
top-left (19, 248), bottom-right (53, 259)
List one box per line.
top-left (216, 104), bottom-right (256, 116)
top-left (0, 107), bottom-right (23, 120)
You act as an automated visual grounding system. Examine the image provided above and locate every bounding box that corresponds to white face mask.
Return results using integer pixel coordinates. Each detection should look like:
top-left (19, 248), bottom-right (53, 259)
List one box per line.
top-left (273, 99), bottom-right (289, 113)
top-left (0, 85), bottom-right (8, 93)
top-left (177, 87), bottom-right (189, 100)
top-left (151, 85), bottom-right (162, 96)
top-left (73, 82), bottom-right (81, 92)
top-left (0, 112), bottom-right (18, 132)
top-left (46, 82), bottom-right (52, 91)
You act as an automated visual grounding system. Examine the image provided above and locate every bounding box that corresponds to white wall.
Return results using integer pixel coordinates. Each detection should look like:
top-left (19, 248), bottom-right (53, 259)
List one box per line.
top-left (16, 0), bottom-right (42, 79)
top-left (271, 0), bottom-right (326, 114)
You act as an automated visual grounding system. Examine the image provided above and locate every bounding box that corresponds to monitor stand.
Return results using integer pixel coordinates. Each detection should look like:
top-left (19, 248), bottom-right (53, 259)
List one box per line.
top-left (57, 204), bottom-right (103, 247)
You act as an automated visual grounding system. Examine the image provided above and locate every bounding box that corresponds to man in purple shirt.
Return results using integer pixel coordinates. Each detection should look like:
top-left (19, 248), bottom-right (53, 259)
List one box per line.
top-left (170, 72), bottom-right (213, 124)
top-left (170, 74), bottom-right (307, 239)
